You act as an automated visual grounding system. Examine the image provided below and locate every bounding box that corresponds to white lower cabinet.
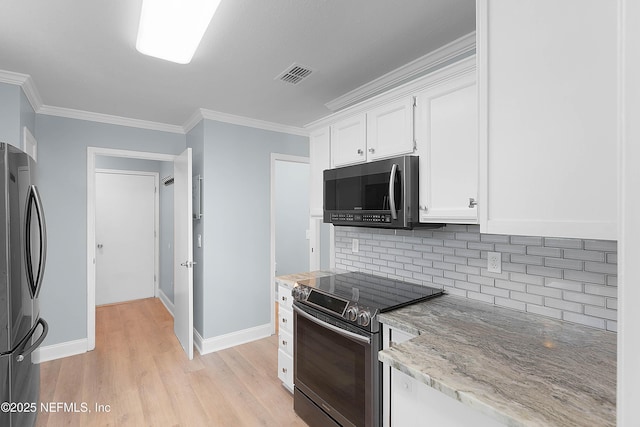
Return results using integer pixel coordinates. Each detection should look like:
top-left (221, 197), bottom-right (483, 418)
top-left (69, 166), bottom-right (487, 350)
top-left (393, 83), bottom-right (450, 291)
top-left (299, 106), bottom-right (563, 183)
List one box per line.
top-left (391, 368), bottom-right (503, 427)
top-left (382, 325), bottom-right (417, 427)
top-left (277, 284), bottom-right (294, 392)
top-left (277, 349), bottom-right (294, 391)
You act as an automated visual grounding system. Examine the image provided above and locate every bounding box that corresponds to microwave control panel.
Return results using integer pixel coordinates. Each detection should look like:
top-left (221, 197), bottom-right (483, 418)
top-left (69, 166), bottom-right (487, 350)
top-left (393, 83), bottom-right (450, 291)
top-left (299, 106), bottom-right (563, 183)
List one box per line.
top-left (330, 213), bottom-right (392, 224)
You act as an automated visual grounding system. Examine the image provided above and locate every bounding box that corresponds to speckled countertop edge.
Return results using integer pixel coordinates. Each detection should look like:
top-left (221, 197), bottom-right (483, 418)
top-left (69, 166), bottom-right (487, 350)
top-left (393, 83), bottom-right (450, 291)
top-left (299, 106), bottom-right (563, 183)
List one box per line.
top-left (378, 295), bottom-right (617, 427)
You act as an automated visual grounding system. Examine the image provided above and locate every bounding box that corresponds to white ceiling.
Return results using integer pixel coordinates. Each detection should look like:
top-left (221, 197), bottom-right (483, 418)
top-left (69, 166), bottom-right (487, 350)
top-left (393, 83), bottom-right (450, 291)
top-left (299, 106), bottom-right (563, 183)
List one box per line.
top-left (0, 0), bottom-right (475, 129)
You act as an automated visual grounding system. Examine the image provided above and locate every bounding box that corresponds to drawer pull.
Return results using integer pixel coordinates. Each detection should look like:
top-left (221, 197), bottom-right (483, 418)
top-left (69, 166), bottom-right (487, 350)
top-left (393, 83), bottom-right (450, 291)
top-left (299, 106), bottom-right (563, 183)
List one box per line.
top-left (281, 296), bottom-right (287, 302)
top-left (282, 368), bottom-right (287, 374)
top-left (282, 318), bottom-right (287, 323)
top-left (282, 340), bottom-right (288, 346)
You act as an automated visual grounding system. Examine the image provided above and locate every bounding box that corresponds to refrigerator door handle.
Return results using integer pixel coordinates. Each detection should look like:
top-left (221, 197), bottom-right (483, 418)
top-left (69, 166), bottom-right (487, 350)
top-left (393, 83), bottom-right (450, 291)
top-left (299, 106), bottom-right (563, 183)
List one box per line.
top-left (25, 185), bottom-right (47, 298)
top-left (14, 318), bottom-right (48, 363)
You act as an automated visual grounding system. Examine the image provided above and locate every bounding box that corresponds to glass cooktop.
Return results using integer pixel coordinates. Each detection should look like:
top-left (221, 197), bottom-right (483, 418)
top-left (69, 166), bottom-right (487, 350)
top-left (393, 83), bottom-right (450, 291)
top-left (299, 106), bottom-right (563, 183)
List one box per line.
top-left (296, 271), bottom-right (444, 313)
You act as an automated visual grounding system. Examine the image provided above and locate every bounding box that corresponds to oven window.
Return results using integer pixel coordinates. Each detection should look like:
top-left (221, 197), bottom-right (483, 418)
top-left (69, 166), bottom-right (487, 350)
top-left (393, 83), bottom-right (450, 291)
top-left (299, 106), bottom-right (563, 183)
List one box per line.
top-left (296, 313), bottom-right (367, 426)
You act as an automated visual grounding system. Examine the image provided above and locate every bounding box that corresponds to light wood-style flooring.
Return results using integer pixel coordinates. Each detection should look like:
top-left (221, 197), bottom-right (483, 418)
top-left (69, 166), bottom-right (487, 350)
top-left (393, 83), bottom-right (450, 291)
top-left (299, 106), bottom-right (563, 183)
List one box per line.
top-left (36, 298), bottom-right (307, 427)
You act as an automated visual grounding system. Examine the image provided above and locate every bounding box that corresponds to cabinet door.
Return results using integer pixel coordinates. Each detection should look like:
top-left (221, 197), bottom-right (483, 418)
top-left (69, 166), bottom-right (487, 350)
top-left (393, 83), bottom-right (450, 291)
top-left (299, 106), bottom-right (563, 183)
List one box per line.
top-left (478, 0), bottom-right (617, 239)
top-left (366, 97), bottom-right (415, 160)
top-left (330, 114), bottom-right (366, 167)
top-left (415, 74), bottom-right (478, 224)
top-left (391, 368), bottom-right (502, 427)
top-left (309, 128), bottom-right (330, 217)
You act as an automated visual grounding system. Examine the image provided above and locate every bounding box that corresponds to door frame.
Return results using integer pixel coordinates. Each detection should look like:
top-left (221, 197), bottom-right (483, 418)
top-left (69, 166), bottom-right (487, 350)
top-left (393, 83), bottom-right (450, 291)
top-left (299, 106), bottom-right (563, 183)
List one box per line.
top-left (95, 168), bottom-right (160, 303)
top-left (269, 153), bottom-right (309, 335)
top-left (87, 147), bottom-right (176, 351)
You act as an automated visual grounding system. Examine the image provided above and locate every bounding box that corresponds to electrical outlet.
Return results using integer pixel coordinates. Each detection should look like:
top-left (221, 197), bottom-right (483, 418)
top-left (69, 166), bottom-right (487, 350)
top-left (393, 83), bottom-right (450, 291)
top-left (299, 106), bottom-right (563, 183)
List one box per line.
top-left (487, 252), bottom-right (502, 273)
top-left (352, 238), bottom-right (359, 253)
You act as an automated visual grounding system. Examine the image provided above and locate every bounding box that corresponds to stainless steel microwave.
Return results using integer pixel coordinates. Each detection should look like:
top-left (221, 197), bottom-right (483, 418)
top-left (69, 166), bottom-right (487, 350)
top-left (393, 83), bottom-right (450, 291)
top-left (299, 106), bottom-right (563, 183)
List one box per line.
top-left (323, 155), bottom-right (432, 229)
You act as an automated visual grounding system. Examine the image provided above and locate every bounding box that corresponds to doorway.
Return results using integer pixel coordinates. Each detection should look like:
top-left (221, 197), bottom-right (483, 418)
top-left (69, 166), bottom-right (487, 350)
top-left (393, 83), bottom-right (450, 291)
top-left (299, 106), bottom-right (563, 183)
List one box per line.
top-left (87, 147), bottom-right (194, 360)
top-left (270, 154), bottom-right (310, 334)
top-left (95, 169), bottom-right (158, 305)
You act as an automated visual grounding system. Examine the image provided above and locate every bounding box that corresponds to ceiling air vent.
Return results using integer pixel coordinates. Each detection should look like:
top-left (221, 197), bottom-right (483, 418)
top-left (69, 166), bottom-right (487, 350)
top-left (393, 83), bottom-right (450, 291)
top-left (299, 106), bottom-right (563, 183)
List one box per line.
top-left (276, 63), bottom-right (313, 85)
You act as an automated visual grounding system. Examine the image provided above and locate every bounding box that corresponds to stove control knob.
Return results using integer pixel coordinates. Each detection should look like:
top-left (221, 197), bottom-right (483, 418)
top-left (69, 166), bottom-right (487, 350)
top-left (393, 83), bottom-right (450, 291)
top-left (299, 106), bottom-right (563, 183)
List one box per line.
top-left (292, 287), bottom-right (300, 300)
top-left (345, 306), bottom-right (358, 322)
top-left (357, 310), bottom-right (371, 327)
top-left (300, 287), bottom-right (311, 299)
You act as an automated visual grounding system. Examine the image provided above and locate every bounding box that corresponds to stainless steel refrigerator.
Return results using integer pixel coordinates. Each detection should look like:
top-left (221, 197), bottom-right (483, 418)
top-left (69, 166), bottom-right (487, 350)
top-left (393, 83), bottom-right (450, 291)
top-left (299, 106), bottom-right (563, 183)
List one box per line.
top-left (0, 143), bottom-right (48, 427)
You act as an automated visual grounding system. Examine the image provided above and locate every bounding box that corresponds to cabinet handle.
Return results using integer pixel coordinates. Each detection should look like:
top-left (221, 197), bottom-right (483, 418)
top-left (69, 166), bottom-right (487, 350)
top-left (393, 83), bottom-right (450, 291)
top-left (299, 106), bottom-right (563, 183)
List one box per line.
top-left (368, 148), bottom-right (375, 154)
top-left (282, 318), bottom-right (287, 323)
top-left (282, 368), bottom-right (287, 374)
top-left (468, 198), bottom-right (478, 208)
top-left (282, 340), bottom-right (287, 346)
top-left (357, 149), bottom-right (364, 155)
top-left (281, 296), bottom-right (287, 302)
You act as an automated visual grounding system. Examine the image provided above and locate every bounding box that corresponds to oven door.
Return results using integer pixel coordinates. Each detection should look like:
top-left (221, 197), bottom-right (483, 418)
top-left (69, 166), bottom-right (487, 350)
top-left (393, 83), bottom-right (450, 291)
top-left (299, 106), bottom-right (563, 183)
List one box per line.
top-left (293, 303), bottom-right (380, 427)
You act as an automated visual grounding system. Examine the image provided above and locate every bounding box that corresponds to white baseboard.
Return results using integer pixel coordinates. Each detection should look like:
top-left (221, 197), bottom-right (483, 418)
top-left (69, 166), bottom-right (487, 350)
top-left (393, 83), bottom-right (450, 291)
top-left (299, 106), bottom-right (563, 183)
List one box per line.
top-left (194, 323), bottom-right (272, 356)
top-left (33, 338), bottom-right (88, 364)
top-left (158, 289), bottom-right (175, 317)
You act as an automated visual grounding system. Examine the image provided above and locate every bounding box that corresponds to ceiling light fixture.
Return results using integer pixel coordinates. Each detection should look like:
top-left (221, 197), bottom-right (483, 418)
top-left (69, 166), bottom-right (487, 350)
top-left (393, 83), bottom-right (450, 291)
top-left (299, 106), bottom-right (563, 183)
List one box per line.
top-left (136, 0), bottom-right (222, 65)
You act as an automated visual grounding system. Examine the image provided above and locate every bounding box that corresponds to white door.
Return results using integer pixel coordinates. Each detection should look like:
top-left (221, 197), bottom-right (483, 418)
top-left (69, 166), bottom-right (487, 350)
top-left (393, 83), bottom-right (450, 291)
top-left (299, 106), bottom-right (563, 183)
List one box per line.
top-left (95, 171), bottom-right (156, 305)
top-left (275, 160), bottom-right (310, 276)
top-left (173, 148), bottom-right (194, 360)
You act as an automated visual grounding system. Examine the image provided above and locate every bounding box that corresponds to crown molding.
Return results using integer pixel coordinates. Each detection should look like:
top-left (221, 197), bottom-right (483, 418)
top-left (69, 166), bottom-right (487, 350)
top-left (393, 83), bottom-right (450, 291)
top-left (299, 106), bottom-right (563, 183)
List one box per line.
top-left (38, 105), bottom-right (185, 134)
top-left (2, 69), bottom-right (306, 137)
top-left (324, 32), bottom-right (476, 112)
top-left (0, 70), bottom-right (43, 111)
top-left (186, 108), bottom-right (309, 137)
top-left (306, 55), bottom-right (476, 131)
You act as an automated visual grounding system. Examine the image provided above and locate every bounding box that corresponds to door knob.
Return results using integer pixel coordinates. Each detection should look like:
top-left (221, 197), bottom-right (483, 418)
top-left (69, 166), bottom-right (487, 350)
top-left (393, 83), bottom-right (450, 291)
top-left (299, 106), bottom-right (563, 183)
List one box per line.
top-left (180, 261), bottom-right (197, 268)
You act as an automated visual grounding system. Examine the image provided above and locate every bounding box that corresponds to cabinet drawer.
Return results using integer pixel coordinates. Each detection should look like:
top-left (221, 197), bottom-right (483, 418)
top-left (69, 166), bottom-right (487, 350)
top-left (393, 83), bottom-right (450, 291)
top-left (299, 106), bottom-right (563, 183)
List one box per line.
top-left (278, 349), bottom-right (294, 392)
top-left (278, 284), bottom-right (293, 309)
top-left (279, 306), bottom-right (293, 333)
top-left (279, 329), bottom-right (294, 358)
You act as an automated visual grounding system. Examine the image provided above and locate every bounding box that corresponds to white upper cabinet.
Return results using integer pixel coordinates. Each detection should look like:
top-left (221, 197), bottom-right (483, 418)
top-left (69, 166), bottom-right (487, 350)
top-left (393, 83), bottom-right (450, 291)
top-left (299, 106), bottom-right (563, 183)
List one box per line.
top-left (330, 97), bottom-right (415, 168)
top-left (477, 0), bottom-right (618, 240)
top-left (309, 127), bottom-right (331, 217)
top-left (366, 97), bottom-right (415, 161)
top-left (330, 114), bottom-right (367, 167)
top-left (415, 72), bottom-right (477, 224)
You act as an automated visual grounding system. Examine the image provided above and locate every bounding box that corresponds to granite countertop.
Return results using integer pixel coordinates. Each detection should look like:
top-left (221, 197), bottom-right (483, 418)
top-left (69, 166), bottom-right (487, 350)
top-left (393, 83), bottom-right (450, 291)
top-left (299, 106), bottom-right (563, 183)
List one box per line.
top-left (378, 295), bottom-right (617, 427)
top-left (274, 269), bottom-right (343, 288)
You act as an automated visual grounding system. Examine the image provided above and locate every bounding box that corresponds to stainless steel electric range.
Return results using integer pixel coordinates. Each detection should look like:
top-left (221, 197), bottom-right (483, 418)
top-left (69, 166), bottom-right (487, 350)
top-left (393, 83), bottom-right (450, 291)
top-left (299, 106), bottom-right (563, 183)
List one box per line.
top-left (292, 271), bottom-right (444, 427)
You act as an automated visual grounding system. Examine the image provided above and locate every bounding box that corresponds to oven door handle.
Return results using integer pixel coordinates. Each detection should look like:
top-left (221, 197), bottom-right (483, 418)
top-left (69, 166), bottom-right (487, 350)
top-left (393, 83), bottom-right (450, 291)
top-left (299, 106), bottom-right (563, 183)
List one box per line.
top-left (294, 305), bottom-right (371, 345)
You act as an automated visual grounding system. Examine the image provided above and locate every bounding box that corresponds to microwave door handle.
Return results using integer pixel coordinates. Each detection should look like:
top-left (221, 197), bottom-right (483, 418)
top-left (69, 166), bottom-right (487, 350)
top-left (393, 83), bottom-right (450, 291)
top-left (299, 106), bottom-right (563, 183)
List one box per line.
top-left (388, 163), bottom-right (398, 220)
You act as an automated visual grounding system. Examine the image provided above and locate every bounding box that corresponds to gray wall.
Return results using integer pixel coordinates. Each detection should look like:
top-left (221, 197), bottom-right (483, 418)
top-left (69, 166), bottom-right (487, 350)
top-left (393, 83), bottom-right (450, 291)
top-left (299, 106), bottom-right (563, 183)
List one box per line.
top-left (187, 119), bottom-right (308, 339)
top-left (35, 115), bottom-right (185, 346)
top-left (159, 161), bottom-right (174, 302)
top-left (335, 225), bottom-right (618, 331)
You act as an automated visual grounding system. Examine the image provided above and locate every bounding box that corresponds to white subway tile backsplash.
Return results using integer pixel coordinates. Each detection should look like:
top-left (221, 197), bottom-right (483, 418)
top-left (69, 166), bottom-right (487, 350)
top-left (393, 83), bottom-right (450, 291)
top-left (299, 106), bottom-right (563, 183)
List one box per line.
top-left (333, 225), bottom-right (618, 331)
top-left (544, 237), bottom-right (584, 249)
top-left (563, 249), bottom-right (606, 262)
